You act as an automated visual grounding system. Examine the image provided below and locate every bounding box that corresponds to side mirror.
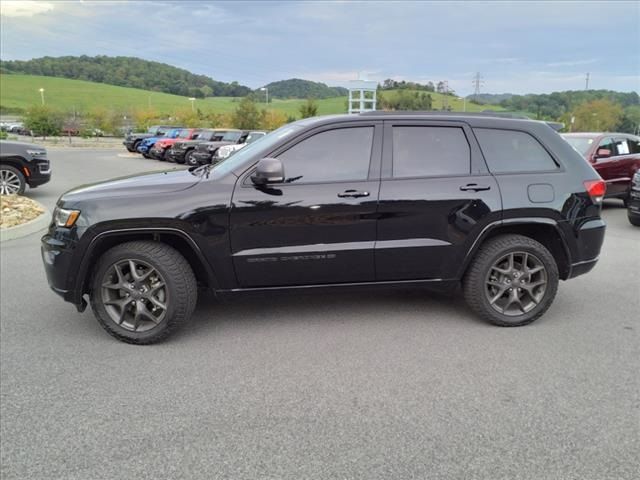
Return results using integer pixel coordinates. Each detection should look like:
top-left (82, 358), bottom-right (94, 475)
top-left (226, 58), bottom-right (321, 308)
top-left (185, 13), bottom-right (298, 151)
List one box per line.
top-left (251, 158), bottom-right (285, 185)
top-left (595, 148), bottom-right (612, 159)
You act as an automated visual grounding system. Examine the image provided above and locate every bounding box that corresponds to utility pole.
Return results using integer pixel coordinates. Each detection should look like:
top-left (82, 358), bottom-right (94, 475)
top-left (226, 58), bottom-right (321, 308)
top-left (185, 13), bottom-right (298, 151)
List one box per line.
top-left (472, 72), bottom-right (484, 102)
top-left (443, 80), bottom-right (449, 110)
top-left (585, 72), bottom-right (590, 90)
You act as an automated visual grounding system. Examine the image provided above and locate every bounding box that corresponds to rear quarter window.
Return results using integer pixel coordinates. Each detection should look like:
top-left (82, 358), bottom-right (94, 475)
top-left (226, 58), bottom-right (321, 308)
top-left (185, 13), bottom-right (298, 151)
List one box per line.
top-left (474, 128), bottom-right (559, 173)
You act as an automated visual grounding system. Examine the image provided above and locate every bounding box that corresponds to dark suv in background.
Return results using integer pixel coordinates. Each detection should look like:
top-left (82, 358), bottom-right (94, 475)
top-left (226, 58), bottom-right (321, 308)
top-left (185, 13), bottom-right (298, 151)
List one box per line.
top-left (42, 112), bottom-right (606, 344)
top-left (1, 140), bottom-right (51, 195)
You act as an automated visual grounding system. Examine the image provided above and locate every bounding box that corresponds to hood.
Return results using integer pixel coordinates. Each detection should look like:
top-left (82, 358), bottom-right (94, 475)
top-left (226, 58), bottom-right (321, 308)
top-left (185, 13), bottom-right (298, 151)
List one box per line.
top-left (196, 141), bottom-right (235, 152)
top-left (60, 168), bottom-right (202, 206)
top-left (127, 132), bottom-right (155, 140)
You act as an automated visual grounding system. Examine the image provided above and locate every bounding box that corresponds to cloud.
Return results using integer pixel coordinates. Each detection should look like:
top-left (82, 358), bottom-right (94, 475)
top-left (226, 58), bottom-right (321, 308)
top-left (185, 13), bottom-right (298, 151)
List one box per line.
top-left (546, 59), bottom-right (599, 68)
top-left (0, 1), bottom-right (55, 17)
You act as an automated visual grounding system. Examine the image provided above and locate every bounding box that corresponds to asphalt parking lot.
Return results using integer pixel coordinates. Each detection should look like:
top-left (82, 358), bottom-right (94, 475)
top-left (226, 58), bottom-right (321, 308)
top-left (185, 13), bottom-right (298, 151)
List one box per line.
top-left (1, 148), bottom-right (638, 480)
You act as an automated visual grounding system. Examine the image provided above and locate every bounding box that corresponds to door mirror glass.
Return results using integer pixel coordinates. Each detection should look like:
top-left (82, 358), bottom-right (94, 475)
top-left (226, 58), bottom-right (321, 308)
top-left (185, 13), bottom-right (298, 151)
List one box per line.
top-left (251, 158), bottom-right (285, 185)
top-left (596, 148), bottom-right (612, 159)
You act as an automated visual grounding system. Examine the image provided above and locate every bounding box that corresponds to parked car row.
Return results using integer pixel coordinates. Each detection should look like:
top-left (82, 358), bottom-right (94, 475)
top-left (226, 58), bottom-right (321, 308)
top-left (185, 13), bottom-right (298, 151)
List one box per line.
top-left (123, 125), bottom-right (266, 166)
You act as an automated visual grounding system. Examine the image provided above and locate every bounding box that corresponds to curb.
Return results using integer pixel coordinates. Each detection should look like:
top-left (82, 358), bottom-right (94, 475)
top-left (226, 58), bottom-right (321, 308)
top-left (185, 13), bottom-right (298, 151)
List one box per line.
top-left (0, 201), bottom-right (50, 243)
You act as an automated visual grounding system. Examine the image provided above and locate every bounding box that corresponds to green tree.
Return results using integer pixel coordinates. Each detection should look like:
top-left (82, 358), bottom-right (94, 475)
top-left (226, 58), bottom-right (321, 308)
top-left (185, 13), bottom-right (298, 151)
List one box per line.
top-left (232, 97), bottom-right (263, 129)
top-left (572, 99), bottom-right (623, 132)
top-left (23, 105), bottom-right (63, 138)
top-left (299, 98), bottom-right (318, 118)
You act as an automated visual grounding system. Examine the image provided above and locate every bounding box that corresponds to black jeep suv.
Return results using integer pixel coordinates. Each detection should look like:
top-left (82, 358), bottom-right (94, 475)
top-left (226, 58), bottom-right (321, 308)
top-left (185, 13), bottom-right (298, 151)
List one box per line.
top-left (1, 140), bottom-right (51, 195)
top-left (42, 113), bottom-right (606, 344)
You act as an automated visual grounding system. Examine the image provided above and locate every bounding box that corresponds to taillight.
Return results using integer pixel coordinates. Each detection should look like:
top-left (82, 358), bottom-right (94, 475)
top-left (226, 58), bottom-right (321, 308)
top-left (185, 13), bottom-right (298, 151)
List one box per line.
top-left (584, 179), bottom-right (606, 204)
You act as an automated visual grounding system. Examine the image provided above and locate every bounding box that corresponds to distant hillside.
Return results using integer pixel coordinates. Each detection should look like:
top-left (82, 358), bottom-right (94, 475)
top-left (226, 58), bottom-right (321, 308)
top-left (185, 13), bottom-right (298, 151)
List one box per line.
top-left (468, 93), bottom-right (514, 105)
top-left (262, 79), bottom-right (348, 99)
top-left (0, 74), bottom-right (348, 117)
top-left (0, 55), bottom-right (251, 98)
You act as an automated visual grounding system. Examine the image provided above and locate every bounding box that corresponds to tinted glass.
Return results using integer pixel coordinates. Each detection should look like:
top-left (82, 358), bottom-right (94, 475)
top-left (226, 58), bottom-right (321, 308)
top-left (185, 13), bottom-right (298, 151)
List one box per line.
top-left (598, 137), bottom-right (615, 155)
top-left (178, 130), bottom-right (191, 138)
top-left (627, 136), bottom-right (640, 154)
top-left (474, 128), bottom-right (558, 173)
top-left (222, 131), bottom-right (243, 142)
top-left (563, 136), bottom-right (596, 157)
top-left (278, 127), bottom-right (374, 183)
top-left (392, 126), bottom-right (470, 177)
top-left (613, 138), bottom-right (630, 155)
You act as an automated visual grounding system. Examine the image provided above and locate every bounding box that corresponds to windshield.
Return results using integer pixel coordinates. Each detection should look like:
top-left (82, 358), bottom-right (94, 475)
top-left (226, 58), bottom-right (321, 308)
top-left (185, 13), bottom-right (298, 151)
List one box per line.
top-left (222, 131), bottom-right (242, 142)
top-left (563, 136), bottom-right (596, 157)
top-left (166, 129), bottom-right (180, 139)
top-left (246, 132), bottom-right (266, 144)
top-left (178, 129), bottom-right (191, 138)
top-left (208, 124), bottom-right (303, 178)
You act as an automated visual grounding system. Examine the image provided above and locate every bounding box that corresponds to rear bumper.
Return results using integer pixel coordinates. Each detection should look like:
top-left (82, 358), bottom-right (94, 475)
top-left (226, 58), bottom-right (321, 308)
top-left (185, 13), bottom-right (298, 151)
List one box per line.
top-left (566, 218), bottom-right (606, 279)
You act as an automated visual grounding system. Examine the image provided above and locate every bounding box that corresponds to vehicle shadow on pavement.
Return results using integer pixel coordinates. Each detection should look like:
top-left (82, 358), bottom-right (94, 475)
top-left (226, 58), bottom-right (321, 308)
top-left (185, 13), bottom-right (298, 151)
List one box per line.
top-left (177, 287), bottom-right (481, 340)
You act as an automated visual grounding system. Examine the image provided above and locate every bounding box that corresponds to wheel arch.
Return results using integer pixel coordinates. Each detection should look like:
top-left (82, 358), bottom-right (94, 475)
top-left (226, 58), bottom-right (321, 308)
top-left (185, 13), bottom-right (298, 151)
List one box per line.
top-left (460, 219), bottom-right (572, 281)
top-left (74, 228), bottom-right (217, 308)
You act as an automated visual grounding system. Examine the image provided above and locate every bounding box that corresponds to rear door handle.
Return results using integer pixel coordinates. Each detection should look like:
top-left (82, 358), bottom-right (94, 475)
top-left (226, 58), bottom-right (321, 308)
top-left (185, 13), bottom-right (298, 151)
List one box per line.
top-left (460, 184), bottom-right (491, 192)
top-left (338, 189), bottom-right (370, 198)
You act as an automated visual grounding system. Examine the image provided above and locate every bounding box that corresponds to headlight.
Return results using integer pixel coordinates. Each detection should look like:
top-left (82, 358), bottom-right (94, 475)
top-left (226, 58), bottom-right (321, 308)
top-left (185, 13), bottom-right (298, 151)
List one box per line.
top-left (217, 147), bottom-right (232, 159)
top-left (26, 149), bottom-right (47, 156)
top-left (54, 208), bottom-right (81, 228)
top-left (207, 145), bottom-right (217, 152)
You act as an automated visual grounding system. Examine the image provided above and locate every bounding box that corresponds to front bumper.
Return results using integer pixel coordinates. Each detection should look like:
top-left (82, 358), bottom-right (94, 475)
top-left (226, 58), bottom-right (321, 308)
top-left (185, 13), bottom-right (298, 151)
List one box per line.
top-left (627, 189), bottom-right (640, 216)
top-left (41, 228), bottom-right (85, 309)
top-left (192, 151), bottom-right (213, 165)
top-left (149, 147), bottom-right (165, 159)
top-left (166, 148), bottom-right (187, 163)
top-left (137, 145), bottom-right (151, 154)
top-left (25, 159), bottom-right (51, 188)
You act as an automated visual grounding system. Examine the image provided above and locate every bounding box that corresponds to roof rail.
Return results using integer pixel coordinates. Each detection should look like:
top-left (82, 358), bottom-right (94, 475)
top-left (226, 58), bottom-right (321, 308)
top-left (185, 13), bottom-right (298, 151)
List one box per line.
top-left (358, 110), bottom-right (565, 130)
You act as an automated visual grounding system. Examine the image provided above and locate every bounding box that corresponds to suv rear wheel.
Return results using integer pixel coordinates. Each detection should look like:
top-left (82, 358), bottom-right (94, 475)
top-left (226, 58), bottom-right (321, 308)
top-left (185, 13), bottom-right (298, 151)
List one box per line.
top-left (90, 241), bottom-right (197, 344)
top-left (463, 234), bottom-right (558, 327)
top-left (0, 165), bottom-right (26, 195)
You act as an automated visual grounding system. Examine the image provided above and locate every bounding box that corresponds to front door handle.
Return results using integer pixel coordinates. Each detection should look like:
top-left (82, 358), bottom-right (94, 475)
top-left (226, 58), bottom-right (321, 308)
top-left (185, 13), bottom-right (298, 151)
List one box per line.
top-left (338, 189), bottom-right (370, 198)
top-left (460, 183), bottom-right (491, 192)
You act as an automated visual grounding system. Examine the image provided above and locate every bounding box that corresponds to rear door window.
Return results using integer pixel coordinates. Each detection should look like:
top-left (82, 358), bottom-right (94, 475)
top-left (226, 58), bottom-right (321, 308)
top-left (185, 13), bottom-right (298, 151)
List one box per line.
top-left (391, 126), bottom-right (470, 178)
top-left (474, 128), bottom-right (558, 173)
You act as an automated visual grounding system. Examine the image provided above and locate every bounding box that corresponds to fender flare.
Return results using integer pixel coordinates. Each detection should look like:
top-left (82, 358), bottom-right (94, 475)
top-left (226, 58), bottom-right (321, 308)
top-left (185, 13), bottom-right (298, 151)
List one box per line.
top-left (458, 217), bottom-right (573, 279)
top-left (70, 227), bottom-right (217, 309)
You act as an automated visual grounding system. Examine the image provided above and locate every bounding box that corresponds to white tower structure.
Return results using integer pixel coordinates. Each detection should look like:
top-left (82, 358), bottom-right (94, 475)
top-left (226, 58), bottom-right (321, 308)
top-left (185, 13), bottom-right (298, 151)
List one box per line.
top-left (348, 78), bottom-right (377, 114)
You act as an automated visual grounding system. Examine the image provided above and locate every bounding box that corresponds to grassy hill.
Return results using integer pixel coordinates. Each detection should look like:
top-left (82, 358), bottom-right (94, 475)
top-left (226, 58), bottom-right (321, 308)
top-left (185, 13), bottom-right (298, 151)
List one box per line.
top-left (0, 74), bottom-right (504, 118)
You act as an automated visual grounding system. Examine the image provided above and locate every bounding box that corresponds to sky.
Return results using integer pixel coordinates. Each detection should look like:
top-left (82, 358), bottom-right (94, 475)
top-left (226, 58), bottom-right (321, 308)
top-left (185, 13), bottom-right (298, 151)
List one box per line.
top-left (1, 0), bottom-right (639, 95)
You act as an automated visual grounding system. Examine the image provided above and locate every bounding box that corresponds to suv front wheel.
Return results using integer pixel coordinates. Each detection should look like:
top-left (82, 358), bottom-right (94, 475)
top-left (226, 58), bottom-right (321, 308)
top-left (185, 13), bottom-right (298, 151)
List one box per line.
top-left (463, 234), bottom-right (559, 327)
top-left (90, 241), bottom-right (197, 344)
top-left (0, 165), bottom-right (26, 195)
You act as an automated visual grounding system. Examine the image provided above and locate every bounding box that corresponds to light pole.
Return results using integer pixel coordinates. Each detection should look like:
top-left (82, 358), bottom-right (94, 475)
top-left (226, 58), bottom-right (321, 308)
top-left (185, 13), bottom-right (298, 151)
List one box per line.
top-left (457, 96), bottom-right (466, 112)
top-left (188, 97), bottom-right (196, 112)
top-left (260, 87), bottom-right (268, 104)
top-left (39, 88), bottom-right (45, 105)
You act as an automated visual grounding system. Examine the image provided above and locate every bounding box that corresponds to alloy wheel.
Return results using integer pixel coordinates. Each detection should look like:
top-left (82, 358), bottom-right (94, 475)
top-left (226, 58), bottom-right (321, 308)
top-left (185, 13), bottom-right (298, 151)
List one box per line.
top-left (485, 251), bottom-right (548, 316)
top-left (0, 169), bottom-right (22, 195)
top-left (101, 259), bottom-right (168, 332)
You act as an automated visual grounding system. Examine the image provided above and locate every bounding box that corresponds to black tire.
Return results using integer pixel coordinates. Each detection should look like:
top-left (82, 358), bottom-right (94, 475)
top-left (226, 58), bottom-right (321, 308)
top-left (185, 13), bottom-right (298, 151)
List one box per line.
top-left (622, 196), bottom-right (629, 208)
top-left (184, 149), bottom-right (197, 166)
top-left (142, 153), bottom-right (152, 159)
top-left (0, 165), bottom-right (26, 195)
top-left (628, 214), bottom-right (640, 226)
top-left (157, 149), bottom-right (167, 161)
top-left (463, 234), bottom-right (558, 327)
top-left (90, 241), bottom-right (197, 344)
top-left (132, 140), bottom-right (141, 152)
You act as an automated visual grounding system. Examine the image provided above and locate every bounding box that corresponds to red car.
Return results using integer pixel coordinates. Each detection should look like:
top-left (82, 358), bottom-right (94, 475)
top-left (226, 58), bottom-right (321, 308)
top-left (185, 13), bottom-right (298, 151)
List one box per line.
top-left (562, 133), bottom-right (640, 205)
top-left (149, 128), bottom-right (201, 161)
